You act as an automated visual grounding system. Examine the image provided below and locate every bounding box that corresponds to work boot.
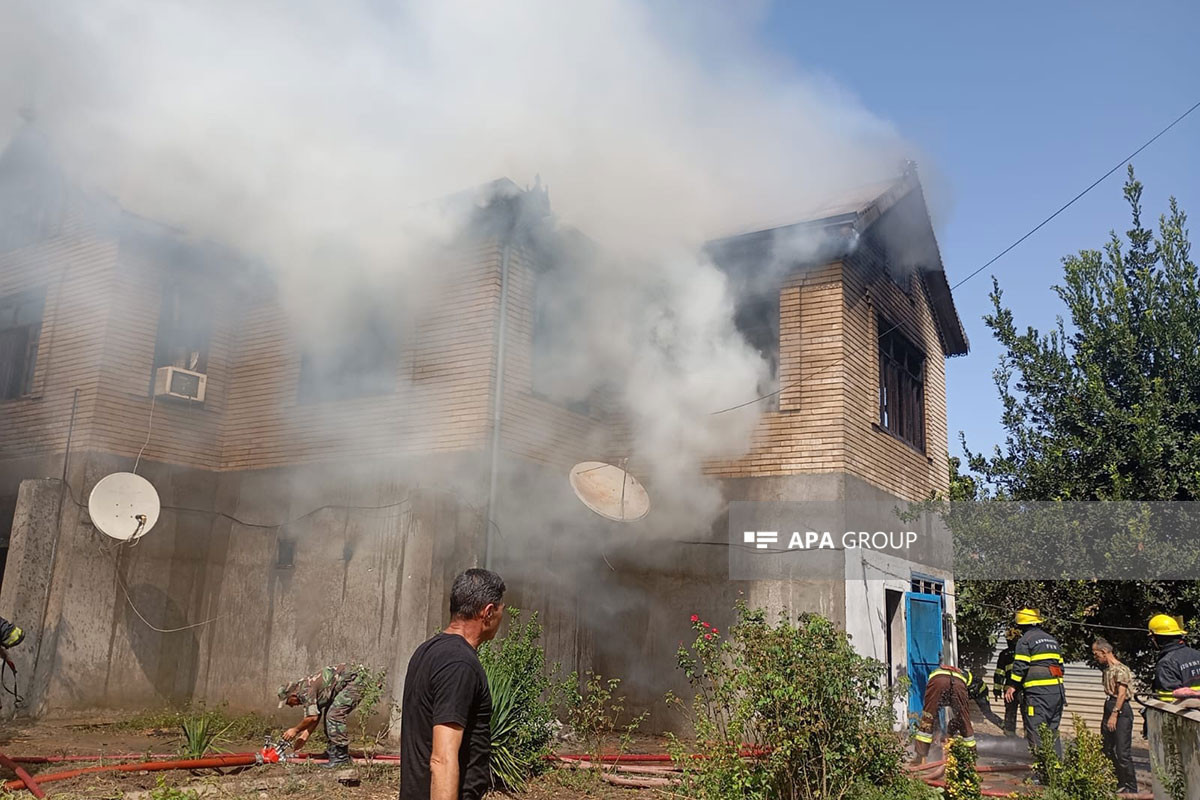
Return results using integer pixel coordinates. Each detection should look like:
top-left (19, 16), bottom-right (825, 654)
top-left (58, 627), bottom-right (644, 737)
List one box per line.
top-left (321, 744), bottom-right (351, 768)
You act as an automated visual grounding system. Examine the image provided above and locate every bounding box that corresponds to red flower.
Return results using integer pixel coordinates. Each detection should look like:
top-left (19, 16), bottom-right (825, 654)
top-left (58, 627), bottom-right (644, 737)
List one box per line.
top-left (704, 634), bottom-right (713, 641)
top-left (702, 621), bottom-right (711, 629)
top-left (690, 614), bottom-right (700, 623)
top-left (711, 629), bottom-right (719, 635)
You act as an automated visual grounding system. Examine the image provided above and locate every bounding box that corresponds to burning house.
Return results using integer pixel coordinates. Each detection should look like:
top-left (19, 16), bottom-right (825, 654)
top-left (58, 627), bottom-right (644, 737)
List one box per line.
top-left (0, 119), bottom-right (966, 729)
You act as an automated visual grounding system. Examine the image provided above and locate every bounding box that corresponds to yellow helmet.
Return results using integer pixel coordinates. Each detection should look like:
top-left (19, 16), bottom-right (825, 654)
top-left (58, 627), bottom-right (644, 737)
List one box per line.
top-left (1148, 614), bottom-right (1186, 637)
top-left (1014, 608), bottom-right (1044, 626)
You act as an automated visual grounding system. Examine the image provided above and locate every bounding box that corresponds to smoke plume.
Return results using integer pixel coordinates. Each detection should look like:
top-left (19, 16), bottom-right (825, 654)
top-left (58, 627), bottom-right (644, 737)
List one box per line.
top-left (0, 0), bottom-right (912, 530)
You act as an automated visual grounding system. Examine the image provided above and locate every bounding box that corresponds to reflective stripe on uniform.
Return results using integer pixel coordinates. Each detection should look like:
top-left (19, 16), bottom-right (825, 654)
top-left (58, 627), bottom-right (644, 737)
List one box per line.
top-left (1157, 684), bottom-right (1200, 701)
top-left (915, 733), bottom-right (934, 743)
top-left (1023, 678), bottom-right (1064, 688)
top-left (961, 738), bottom-right (977, 748)
top-left (1029, 653), bottom-right (1063, 662)
top-left (1013, 654), bottom-right (1032, 662)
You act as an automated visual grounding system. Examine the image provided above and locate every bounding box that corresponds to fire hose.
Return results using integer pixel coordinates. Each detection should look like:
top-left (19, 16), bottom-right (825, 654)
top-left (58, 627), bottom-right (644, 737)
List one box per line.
top-left (0, 747), bottom-right (1156, 798)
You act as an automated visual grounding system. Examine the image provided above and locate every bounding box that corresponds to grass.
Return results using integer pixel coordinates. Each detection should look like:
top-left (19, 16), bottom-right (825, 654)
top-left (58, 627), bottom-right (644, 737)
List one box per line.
top-left (113, 703), bottom-right (275, 747)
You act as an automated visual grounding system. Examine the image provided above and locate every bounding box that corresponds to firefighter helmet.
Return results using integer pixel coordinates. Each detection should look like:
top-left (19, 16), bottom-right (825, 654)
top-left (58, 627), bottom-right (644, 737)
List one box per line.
top-left (1148, 614), bottom-right (1186, 637)
top-left (0, 624), bottom-right (23, 649)
top-left (1014, 608), bottom-right (1045, 626)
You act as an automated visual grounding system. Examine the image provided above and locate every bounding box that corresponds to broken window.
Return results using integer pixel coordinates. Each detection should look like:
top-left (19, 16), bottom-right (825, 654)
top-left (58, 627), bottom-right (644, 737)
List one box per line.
top-left (154, 282), bottom-right (212, 374)
top-left (297, 303), bottom-right (398, 403)
top-left (0, 288), bottom-right (45, 400)
top-left (878, 319), bottom-right (925, 451)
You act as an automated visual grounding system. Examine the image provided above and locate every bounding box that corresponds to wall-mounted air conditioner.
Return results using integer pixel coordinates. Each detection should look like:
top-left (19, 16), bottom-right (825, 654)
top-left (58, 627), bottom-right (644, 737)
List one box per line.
top-left (154, 366), bottom-right (207, 403)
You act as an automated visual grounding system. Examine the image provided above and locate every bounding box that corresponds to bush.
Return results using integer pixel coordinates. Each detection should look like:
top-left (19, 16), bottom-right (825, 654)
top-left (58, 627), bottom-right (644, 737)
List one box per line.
top-left (1035, 716), bottom-right (1118, 800)
top-left (851, 776), bottom-right (941, 800)
top-left (561, 669), bottom-right (647, 771)
top-left (669, 602), bottom-right (907, 800)
top-left (943, 737), bottom-right (981, 800)
top-left (478, 608), bottom-right (556, 790)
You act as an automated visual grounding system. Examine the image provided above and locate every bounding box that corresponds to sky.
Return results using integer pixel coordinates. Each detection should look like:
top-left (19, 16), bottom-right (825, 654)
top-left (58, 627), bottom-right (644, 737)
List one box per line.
top-left (759, 0), bottom-right (1200, 462)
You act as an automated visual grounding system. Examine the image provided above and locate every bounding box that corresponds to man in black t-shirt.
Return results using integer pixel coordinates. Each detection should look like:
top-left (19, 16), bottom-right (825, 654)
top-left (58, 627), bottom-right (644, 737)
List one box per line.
top-left (400, 568), bottom-right (505, 800)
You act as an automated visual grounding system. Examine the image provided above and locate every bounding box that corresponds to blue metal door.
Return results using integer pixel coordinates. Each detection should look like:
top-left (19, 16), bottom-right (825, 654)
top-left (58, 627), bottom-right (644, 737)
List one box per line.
top-left (906, 591), bottom-right (943, 716)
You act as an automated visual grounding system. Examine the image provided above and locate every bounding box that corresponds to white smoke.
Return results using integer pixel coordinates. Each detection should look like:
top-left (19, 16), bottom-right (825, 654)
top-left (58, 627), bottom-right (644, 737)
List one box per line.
top-left (0, 0), bottom-right (912, 522)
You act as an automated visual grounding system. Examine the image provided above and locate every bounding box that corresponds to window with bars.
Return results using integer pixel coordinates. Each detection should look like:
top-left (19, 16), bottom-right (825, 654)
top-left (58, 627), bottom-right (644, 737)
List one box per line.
top-left (0, 288), bottom-right (45, 400)
top-left (878, 319), bottom-right (925, 451)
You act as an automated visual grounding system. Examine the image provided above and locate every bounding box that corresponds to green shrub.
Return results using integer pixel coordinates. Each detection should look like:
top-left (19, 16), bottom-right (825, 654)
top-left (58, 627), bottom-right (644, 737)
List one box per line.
top-left (944, 737), bottom-right (981, 800)
top-left (179, 712), bottom-right (229, 757)
top-left (669, 602), bottom-right (907, 800)
top-left (1035, 716), bottom-right (1118, 800)
top-left (351, 665), bottom-right (389, 752)
top-left (561, 669), bottom-right (647, 774)
top-left (147, 776), bottom-right (202, 800)
top-left (851, 776), bottom-right (941, 800)
top-left (478, 608), bottom-right (556, 790)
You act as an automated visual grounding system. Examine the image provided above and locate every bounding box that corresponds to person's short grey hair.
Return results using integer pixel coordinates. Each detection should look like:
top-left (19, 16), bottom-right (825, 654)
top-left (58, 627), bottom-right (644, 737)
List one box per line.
top-left (1093, 637), bottom-right (1114, 653)
top-left (449, 568), bottom-right (506, 620)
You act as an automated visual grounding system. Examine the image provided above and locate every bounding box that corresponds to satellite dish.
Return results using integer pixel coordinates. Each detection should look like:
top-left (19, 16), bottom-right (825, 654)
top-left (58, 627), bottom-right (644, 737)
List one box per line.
top-left (88, 472), bottom-right (161, 542)
top-left (569, 461), bottom-right (650, 522)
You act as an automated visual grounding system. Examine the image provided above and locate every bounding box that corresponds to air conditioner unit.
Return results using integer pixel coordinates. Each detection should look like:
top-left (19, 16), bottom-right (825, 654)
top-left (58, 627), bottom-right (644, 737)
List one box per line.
top-left (154, 366), bottom-right (207, 403)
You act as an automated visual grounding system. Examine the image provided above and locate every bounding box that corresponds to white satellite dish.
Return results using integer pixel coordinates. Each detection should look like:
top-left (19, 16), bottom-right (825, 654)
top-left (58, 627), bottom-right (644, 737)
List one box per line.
top-left (87, 472), bottom-right (161, 542)
top-left (569, 461), bottom-right (650, 522)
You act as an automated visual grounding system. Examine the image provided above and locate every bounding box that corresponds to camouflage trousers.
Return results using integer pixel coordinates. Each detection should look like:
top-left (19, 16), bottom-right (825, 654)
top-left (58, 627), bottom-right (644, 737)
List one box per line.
top-left (323, 677), bottom-right (364, 747)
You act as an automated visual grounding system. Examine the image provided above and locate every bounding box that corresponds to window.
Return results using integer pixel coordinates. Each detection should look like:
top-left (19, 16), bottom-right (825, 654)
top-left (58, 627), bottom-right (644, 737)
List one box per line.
top-left (0, 288), bottom-right (45, 399)
top-left (154, 283), bottom-right (211, 374)
top-left (878, 319), bottom-right (925, 451)
top-left (530, 270), bottom-right (590, 415)
top-left (734, 292), bottom-right (779, 410)
top-left (911, 575), bottom-right (943, 596)
top-left (297, 306), bottom-right (397, 403)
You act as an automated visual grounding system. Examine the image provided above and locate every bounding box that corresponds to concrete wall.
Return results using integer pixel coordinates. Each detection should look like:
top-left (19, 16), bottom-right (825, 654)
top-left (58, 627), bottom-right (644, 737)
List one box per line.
top-left (0, 451), bottom-right (490, 725)
top-left (1146, 699), bottom-right (1200, 799)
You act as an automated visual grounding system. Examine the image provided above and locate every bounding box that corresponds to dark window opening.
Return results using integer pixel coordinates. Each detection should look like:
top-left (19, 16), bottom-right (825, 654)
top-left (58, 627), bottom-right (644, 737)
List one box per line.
top-left (276, 537), bottom-right (295, 569)
top-left (879, 319), bottom-right (925, 451)
top-left (531, 270), bottom-right (591, 415)
top-left (297, 305), bottom-right (398, 403)
top-left (0, 288), bottom-right (45, 400)
top-left (154, 282), bottom-right (212, 374)
top-left (734, 292), bottom-right (779, 411)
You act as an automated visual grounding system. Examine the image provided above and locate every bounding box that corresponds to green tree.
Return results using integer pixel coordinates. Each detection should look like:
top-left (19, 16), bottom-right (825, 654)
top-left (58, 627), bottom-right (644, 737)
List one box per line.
top-left (958, 168), bottom-right (1200, 673)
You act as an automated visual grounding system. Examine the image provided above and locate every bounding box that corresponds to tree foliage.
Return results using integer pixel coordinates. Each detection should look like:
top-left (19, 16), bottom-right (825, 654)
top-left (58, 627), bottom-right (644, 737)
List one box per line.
top-left (957, 168), bottom-right (1200, 673)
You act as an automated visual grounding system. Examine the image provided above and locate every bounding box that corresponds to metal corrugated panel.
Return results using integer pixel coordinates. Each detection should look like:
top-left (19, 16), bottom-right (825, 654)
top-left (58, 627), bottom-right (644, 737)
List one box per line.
top-left (985, 645), bottom-right (1109, 734)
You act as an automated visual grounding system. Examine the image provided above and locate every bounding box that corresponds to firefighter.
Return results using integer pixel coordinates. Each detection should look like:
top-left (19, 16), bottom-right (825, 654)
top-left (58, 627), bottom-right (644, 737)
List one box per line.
top-left (912, 663), bottom-right (1004, 764)
top-left (1149, 614), bottom-right (1200, 701)
top-left (0, 615), bottom-right (25, 711)
top-left (993, 629), bottom-right (1022, 736)
top-left (1004, 608), bottom-right (1065, 759)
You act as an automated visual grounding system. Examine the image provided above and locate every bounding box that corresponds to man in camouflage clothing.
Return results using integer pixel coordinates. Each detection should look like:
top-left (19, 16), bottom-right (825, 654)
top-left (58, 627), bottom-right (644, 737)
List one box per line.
top-left (277, 663), bottom-right (371, 768)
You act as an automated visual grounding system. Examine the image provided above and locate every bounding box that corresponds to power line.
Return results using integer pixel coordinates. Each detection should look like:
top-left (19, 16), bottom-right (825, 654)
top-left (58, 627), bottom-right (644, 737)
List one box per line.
top-left (710, 98), bottom-right (1200, 416)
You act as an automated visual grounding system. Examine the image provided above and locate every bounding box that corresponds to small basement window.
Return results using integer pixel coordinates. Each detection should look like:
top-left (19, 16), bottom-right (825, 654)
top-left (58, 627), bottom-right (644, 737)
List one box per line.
top-left (878, 318), bottom-right (925, 451)
top-left (0, 288), bottom-right (45, 400)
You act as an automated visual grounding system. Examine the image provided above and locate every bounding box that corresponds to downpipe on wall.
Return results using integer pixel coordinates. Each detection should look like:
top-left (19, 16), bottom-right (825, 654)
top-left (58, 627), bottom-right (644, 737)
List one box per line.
top-left (483, 240), bottom-right (512, 571)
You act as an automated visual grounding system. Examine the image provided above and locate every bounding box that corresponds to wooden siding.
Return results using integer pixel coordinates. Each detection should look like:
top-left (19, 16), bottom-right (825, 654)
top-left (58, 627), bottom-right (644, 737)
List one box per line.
top-left (1, 224), bottom-right (954, 502)
top-left (0, 229), bottom-right (119, 464)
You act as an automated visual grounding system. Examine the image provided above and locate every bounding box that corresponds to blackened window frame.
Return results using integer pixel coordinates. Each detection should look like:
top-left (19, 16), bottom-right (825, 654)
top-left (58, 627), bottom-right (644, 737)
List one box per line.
top-left (0, 287), bottom-right (46, 401)
top-left (878, 317), bottom-right (926, 452)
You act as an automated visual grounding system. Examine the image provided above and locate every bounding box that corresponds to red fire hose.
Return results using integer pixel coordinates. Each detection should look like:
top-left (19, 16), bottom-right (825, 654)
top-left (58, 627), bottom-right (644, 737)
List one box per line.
top-left (0, 753), bottom-right (45, 798)
top-left (1, 754), bottom-right (258, 792)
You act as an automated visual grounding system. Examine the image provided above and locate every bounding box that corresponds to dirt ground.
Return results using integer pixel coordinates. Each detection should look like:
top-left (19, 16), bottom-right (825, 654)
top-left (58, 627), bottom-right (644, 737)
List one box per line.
top-left (0, 713), bottom-right (1157, 798)
top-left (0, 716), bottom-right (648, 799)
